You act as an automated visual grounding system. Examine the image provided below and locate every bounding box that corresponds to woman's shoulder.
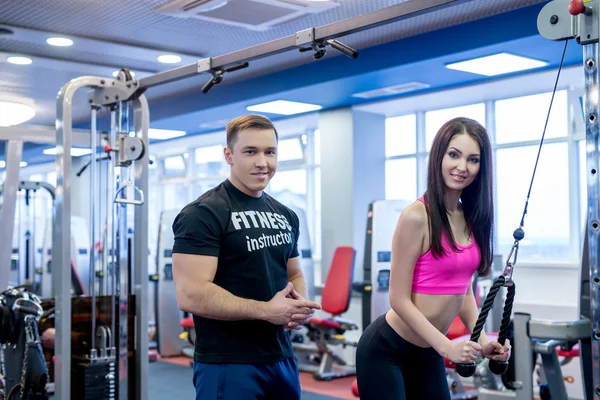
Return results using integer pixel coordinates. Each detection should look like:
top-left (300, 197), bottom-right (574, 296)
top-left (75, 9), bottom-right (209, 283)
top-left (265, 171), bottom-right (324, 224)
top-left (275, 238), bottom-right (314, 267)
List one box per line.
top-left (399, 200), bottom-right (428, 229)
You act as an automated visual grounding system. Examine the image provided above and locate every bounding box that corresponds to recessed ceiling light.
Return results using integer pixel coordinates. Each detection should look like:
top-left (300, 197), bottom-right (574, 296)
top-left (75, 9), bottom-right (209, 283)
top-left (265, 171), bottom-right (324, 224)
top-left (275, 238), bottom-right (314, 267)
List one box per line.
top-left (0, 101), bottom-right (35, 126)
top-left (46, 37), bottom-right (73, 47)
top-left (129, 128), bottom-right (186, 140)
top-left (445, 53), bottom-right (548, 76)
top-left (43, 147), bottom-right (92, 157)
top-left (246, 100), bottom-right (322, 115)
top-left (157, 55), bottom-right (182, 64)
top-left (7, 56), bottom-right (32, 65)
top-left (20, 161), bottom-right (27, 167)
top-left (113, 70), bottom-right (135, 78)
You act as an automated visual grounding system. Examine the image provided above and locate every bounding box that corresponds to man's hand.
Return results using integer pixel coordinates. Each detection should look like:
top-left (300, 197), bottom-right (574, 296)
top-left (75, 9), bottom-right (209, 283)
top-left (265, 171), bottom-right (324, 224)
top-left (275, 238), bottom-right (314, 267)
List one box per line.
top-left (482, 339), bottom-right (511, 362)
top-left (284, 285), bottom-right (320, 331)
top-left (264, 283), bottom-right (321, 329)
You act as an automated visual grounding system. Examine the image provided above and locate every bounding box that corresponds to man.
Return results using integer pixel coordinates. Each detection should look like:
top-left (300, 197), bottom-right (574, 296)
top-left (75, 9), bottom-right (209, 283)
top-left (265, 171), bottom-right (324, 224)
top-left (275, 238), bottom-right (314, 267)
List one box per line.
top-left (172, 114), bottom-right (320, 400)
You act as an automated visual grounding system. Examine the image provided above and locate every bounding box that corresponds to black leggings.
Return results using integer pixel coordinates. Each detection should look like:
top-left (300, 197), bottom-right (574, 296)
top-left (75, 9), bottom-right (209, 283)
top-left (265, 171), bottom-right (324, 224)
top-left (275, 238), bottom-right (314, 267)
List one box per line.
top-left (356, 314), bottom-right (451, 400)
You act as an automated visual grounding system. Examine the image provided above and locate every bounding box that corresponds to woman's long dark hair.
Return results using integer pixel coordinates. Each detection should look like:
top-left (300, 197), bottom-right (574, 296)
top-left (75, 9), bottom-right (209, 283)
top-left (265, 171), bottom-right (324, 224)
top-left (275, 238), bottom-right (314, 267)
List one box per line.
top-left (424, 117), bottom-right (494, 277)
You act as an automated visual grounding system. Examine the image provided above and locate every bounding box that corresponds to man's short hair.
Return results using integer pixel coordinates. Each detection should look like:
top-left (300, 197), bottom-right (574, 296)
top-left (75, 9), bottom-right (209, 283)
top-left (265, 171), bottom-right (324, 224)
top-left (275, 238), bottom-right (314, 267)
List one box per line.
top-left (226, 114), bottom-right (278, 150)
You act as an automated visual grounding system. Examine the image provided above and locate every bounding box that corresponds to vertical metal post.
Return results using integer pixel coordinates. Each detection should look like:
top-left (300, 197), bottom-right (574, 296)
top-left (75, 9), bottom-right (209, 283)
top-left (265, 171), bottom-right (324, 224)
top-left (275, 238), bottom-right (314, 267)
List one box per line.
top-left (583, 42), bottom-right (600, 399)
top-left (110, 107), bottom-right (117, 349)
top-left (513, 312), bottom-right (534, 400)
top-left (116, 102), bottom-right (129, 400)
top-left (0, 140), bottom-right (23, 289)
top-left (55, 82), bottom-right (74, 400)
top-left (55, 76), bottom-right (106, 400)
top-left (132, 95), bottom-right (149, 400)
top-left (90, 106), bottom-right (98, 353)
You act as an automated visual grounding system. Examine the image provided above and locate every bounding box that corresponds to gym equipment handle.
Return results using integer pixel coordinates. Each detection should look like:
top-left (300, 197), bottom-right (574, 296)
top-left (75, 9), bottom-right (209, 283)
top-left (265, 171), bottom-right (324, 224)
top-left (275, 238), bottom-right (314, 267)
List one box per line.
top-left (224, 62), bottom-right (249, 73)
top-left (455, 277), bottom-right (515, 377)
top-left (113, 184), bottom-right (145, 206)
top-left (326, 40), bottom-right (359, 59)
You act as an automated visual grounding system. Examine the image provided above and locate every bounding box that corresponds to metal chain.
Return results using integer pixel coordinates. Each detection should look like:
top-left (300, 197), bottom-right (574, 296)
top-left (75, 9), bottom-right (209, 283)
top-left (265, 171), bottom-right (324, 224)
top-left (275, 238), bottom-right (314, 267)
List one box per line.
top-left (17, 315), bottom-right (48, 400)
top-left (18, 316), bottom-right (32, 400)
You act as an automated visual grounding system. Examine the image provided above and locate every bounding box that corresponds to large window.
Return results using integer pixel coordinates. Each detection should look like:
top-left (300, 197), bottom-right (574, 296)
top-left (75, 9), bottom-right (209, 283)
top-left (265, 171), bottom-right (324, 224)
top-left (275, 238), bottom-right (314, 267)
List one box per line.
top-left (495, 91), bottom-right (568, 144)
top-left (496, 142), bottom-right (570, 261)
top-left (268, 170), bottom-right (307, 209)
top-left (194, 145), bottom-right (226, 177)
top-left (386, 114), bottom-right (416, 156)
top-left (278, 137), bottom-right (305, 162)
top-left (385, 114), bottom-right (418, 201)
top-left (162, 182), bottom-right (190, 212)
top-left (161, 155), bottom-right (187, 178)
top-left (385, 158), bottom-right (417, 200)
top-left (268, 131), bottom-right (321, 286)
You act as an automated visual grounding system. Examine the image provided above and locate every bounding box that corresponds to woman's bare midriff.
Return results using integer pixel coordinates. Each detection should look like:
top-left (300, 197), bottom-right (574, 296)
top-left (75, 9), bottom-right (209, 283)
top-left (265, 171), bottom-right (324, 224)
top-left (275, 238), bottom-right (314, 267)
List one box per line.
top-left (385, 292), bottom-right (466, 348)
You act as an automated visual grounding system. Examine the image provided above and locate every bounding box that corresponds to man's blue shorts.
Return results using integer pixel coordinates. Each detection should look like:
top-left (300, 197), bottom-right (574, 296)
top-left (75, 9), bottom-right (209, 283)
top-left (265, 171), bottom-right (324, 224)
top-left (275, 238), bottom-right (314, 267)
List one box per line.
top-left (192, 357), bottom-right (301, 399)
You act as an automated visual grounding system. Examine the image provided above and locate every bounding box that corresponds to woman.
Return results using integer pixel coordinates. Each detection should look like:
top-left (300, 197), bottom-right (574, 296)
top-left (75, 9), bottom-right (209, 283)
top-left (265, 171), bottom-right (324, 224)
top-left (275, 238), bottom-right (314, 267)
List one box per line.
top-left (356, 117), bottom-right (511, 399)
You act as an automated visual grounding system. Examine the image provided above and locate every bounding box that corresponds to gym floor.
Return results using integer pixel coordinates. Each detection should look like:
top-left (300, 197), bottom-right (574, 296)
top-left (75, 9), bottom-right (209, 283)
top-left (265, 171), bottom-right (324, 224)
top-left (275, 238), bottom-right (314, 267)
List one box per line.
top-left (47, 359), bottom-right (355, 400)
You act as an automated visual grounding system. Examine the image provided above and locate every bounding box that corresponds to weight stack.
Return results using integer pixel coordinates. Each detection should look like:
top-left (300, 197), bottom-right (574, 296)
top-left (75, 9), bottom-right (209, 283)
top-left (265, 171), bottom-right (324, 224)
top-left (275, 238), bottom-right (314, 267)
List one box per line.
top-left (72, 358), bottom-right (116, 399)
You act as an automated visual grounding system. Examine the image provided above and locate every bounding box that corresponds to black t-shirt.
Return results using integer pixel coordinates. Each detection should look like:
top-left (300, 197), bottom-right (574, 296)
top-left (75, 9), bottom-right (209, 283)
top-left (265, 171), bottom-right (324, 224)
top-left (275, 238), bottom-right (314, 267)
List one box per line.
top-left (172, 179), bottom-right (300, 364)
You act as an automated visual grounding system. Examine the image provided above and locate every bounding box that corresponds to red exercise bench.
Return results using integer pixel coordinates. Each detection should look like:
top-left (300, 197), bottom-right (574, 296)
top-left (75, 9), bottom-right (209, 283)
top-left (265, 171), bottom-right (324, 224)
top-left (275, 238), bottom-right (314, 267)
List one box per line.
top-left (293, 246), bottom-right (359, 381)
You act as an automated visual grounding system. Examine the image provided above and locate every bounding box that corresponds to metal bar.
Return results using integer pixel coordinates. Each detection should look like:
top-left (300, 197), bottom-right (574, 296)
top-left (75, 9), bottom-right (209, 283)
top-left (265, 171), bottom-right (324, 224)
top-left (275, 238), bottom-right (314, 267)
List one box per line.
top-left (132, 94), bottom-right (149, 400)
top-left (539, 351), bottom-right (569, 399)
top-left (138, 0), bottom-right (466, 90)
top-left (0, 125), bottom-right (90, 146)
top-left (54, 76), bottom-right (106, 400)
top-left (136, 63), bottom-right (203, 90)
top-left (583, 41), bottom-right (600, 400)
top-left (110, 107), bottom-right (117, 347)
top-left (514, 312), bottom-right (534, 400)
top-left (117, 101), bottom-right (129, 400)
top-left (567, 90), bottom-right (581, 261)
top-left (17, 181), bottom-right (56, 200)
top-left (90, 106), bottom-right (98, 352)
top-left (117, 181), bottom-right (128, 400)
top-left (528, 318), bottom-right (591, 340)
top-left (0, 141), bottom-right (23, 290)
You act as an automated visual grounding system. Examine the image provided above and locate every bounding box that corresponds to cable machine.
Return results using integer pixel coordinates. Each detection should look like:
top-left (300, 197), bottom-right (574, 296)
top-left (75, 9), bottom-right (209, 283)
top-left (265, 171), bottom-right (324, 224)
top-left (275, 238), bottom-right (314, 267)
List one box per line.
top-left (53, 70), bottom-right (149, 400)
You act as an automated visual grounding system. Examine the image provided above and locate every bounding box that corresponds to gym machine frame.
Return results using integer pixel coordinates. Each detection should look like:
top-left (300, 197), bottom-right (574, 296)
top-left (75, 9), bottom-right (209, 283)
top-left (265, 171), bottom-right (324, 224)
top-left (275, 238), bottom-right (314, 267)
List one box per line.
top-left (0, 125), bottom-right (89, 291)
top-left (55, 77), bottom-right (150, 400)
top-left (51, 1), bottom-right (486, 398)
top-left (536, 0), bottom-right (600, 398)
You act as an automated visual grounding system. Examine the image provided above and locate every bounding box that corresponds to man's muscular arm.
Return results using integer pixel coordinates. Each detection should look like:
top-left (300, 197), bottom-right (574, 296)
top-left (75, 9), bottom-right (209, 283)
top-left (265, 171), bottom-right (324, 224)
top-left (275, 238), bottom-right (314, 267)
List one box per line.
top-left (172, 253), bottom-right (320, 324)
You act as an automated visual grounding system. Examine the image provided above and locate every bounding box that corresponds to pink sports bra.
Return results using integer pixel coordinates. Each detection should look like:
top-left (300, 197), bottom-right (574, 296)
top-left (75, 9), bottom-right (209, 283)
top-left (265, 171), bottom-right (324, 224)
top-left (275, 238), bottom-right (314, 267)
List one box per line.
top-left (411, 196), bottom-right (481, 295)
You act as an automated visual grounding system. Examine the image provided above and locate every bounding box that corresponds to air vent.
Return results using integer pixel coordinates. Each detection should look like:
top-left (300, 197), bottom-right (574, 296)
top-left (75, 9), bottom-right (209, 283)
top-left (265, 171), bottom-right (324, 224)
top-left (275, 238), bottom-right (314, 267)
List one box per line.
top-left (352, 82), bottom-right (431, 99)
top-left (198, 119), bottom-right (231, 129)
top-left (156, 0), bottom-right (339, 31)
